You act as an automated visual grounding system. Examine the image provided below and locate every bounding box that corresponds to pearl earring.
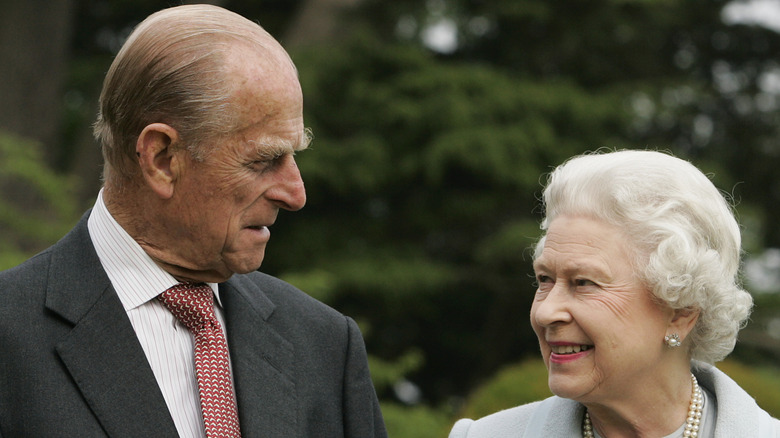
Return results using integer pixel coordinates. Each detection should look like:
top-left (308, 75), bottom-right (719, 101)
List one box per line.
top-left (664, 333), bottom-right (681, 348)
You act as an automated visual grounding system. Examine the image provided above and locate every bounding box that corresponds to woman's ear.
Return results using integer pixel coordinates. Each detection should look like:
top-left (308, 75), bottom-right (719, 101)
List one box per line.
top-left (668, 307), bottom-right (700, 343)
top-left (136, 123), bottom-right (183, 199)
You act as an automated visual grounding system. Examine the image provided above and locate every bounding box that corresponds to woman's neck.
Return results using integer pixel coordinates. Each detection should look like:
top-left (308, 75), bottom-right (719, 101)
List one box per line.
top-left (583, 368), bottom-right (694, 437)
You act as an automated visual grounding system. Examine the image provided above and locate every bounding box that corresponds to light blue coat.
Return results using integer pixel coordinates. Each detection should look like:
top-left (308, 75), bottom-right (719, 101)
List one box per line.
top-left (450, 361), bottom-right (780, 437)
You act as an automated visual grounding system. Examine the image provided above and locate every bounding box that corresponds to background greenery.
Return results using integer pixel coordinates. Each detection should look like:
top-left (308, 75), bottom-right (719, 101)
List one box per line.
top-left (2, 0), bottom-right (780, 436)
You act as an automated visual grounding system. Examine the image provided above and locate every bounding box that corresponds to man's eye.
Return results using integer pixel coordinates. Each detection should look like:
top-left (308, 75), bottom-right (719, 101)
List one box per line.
top-left (248, 160), bottom-right (270, 171)
top-left (249, 155), bottom-right (283, 171)
top-left (575, 279), bottom-right (596, 287)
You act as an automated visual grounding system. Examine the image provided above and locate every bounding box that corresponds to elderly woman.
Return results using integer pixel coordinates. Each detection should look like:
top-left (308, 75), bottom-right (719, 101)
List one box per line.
top-left (450, 150), bottom-right (780, 437)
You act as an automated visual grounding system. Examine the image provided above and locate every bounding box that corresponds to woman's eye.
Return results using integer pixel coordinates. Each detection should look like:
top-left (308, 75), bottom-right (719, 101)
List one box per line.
top-left (575, 279), bottom-right (596, 287)
top-left (535, 275), bottom-right (553, 288)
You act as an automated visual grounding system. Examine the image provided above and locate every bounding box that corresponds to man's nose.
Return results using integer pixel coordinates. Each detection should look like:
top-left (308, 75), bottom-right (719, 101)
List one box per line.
top-left (267, 155), bottom-right (306, 211)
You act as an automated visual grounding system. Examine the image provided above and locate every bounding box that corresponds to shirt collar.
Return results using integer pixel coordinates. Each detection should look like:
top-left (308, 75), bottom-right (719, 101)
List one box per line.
top-left (87, 188), bottom-right (221, 311)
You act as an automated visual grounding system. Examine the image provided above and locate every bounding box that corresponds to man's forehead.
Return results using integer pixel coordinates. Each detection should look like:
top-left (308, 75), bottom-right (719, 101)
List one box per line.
top-left (226, 42), bottom-right (298, 86)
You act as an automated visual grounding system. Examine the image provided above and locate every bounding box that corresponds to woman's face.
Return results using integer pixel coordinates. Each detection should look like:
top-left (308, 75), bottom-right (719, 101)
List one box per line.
top-left (531, 215), bottom-right (674, 404)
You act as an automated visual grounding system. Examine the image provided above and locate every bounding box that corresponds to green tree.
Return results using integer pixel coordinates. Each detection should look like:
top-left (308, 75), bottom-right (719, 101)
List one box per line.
top-left (4, 1), bottom-right (780, 435)
top-left (0, 131), bottom-right (80, 270)
top-left (268, 31), bottom-right (636, 402)
top-left (266, 0), bottom-right (780, 410)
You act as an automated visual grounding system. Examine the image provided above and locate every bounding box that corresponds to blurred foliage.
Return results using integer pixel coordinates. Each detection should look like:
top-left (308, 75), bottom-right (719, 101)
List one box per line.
top-left (0, 131), bottom-right (80, 270)
top-left (264, 0), bottom-right (780, 408)
top-left (367, 348), bottom-right (425, 395)
top-left (381, 402), bottom-right (453, 438)
top-left (3, 0), bottom-right (780, 437)
top-left (718, 359), bottom-right (780, 417)
top-left (455, 358), bottom-right (553, 421)
top-left (269, 28), bottom-right (635, 401)
top-left (732, 292), bottom-right (780, 368)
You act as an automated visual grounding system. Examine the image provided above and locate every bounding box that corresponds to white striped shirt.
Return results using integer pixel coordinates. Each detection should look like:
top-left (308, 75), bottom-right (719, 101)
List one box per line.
top-left (87, 189), bottom-right (232, 438)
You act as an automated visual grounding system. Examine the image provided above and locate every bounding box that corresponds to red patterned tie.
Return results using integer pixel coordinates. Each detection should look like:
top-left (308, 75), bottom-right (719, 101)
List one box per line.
top-left (158, 283), bottom-right (242, 438)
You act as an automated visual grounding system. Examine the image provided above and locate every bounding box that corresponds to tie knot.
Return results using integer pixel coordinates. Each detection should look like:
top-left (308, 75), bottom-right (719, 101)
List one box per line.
top-left (158, 283), bottom-right (217, 332)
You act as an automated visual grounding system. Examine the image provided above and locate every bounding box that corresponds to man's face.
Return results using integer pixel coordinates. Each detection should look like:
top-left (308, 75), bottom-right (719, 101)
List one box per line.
top-left (161, 46), bottom-right (308, 282)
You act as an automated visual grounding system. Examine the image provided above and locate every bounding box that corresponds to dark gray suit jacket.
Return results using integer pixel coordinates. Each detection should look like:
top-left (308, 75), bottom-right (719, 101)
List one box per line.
top-left (0, 212), bottom-right (387, 437)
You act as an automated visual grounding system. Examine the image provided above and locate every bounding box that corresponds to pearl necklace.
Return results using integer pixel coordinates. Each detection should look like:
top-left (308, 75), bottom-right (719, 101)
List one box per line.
top-left (582, 373), bottom-right (703, 437)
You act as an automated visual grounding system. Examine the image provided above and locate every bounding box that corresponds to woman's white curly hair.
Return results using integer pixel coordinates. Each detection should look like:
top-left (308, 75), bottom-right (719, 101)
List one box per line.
top-left (534, 149), bottom-right (753, 363)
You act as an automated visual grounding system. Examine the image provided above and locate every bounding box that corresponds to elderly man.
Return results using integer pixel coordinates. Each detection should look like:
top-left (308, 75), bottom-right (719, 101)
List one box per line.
top-left (0, 5), bottom-right (386, 438)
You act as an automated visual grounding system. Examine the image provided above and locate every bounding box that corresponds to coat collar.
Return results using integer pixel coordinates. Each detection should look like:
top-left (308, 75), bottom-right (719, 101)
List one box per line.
top-left (220, 275), bottom-right (299, 437)
top-left (691, 360), bottom-right (767, 437)
top-left (520, 362), bottom-right (772, 437)
top-left (45, 211), bottom-right (301, 437)
top-left (45, 212), bottom-right (182, 437)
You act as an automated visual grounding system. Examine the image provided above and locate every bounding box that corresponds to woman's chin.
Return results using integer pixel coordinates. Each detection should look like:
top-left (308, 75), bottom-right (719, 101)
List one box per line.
top-left (547, 375), bottom-right (589, 401)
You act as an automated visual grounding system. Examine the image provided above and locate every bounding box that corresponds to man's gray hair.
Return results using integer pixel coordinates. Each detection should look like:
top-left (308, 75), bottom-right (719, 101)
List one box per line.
top-left (93, 4), bottom-right (289, 184)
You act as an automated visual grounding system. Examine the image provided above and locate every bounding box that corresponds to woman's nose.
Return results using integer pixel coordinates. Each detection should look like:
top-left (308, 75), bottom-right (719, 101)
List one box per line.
top-left (532, 284), bottom-right (573, 327)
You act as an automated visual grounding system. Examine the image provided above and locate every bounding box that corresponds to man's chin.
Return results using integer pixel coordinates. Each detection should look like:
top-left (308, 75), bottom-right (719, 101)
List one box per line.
top-left (225, 252), bottom-right (266, 275)
top-left (165, 257), bottom-right (263, 283)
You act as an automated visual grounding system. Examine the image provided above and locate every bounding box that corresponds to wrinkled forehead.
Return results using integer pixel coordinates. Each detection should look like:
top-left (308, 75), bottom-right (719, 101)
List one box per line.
top-left (220, 44), bottom-right (307, 151)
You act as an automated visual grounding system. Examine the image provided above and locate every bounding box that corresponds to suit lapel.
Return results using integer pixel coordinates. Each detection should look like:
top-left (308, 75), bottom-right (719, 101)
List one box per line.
top-left (221, 276), bottom-right (298, 437)
top-left (46, 214), bottom-right (178, 437)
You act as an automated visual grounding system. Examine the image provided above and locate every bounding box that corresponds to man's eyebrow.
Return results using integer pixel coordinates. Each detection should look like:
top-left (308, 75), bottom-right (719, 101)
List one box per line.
top-left (297, 127), bottom-right (313, 152)
top-left (249, 127), bottom-right (312, 156)
top-left (247, 141), bottom-right (301, 159)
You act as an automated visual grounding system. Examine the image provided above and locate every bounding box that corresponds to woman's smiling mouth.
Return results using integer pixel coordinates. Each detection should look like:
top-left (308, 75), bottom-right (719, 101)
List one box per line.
top-left (551, 344), bottom-right (592, 354)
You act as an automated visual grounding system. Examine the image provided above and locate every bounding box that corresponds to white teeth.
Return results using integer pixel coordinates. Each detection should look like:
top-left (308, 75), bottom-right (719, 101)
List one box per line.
top-left (551, 345), bottom-right (591, 354)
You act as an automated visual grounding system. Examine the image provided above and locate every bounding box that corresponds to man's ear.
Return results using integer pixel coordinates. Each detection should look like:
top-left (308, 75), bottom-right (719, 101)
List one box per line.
top-left (668, 306), bottom-right (700, 343)
top-left (136, 123), bottom-right (183, 199)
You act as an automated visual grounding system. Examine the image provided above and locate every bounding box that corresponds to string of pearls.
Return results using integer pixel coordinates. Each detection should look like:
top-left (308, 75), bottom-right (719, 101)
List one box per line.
top-left (582, 373), bottom-right (703, 437)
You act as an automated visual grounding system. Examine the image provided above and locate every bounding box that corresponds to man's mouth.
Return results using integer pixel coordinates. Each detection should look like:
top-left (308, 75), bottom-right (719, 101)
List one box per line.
top-left (245, 225), bottom-right (269, 231)
top-left (551, 345), bottom-right (592, 354)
